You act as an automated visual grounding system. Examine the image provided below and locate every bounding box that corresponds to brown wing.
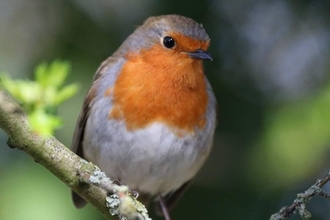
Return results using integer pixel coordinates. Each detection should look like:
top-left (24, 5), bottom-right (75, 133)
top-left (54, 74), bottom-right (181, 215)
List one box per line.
top-left (71, 58), bottom-right (115, 208)
top-left (70, 81), bottom-right (99, 158)
top-left (71, 82), bottom-right (98, 208)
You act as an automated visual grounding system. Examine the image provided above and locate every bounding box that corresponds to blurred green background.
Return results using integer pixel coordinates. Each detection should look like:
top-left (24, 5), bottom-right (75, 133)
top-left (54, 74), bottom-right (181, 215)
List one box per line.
top-left (1, 0), bottom-right (330, 219)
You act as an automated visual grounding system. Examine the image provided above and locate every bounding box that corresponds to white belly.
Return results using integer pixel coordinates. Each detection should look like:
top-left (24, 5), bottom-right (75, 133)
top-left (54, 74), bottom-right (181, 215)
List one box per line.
top-left (83, 115), bottom-right (214, 196)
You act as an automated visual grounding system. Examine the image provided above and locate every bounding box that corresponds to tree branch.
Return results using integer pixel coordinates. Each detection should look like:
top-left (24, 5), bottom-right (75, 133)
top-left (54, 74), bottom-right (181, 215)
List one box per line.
top-left (270, 171), bottom-right (330, 220)
top-left (0, 90), bottom-right (149, 219)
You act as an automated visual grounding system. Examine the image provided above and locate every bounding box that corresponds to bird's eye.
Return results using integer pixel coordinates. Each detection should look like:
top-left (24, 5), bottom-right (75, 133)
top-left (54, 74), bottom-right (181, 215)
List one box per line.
top-left (163, 36), bottom-right (175, 49)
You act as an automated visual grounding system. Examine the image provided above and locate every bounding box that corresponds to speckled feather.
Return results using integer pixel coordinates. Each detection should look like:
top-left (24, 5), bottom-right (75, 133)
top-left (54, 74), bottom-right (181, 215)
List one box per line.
top-left (71, 14), bottom-right (217, 214)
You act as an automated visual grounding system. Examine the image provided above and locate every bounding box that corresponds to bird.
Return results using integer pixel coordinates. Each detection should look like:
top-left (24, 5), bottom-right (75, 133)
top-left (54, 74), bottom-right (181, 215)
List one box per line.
top-left (71, 14), bottom-right (217, 220)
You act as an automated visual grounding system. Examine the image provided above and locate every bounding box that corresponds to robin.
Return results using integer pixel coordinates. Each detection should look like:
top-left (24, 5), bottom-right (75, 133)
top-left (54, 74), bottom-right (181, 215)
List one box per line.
top-left (71, 14), bottom-right (217, 220)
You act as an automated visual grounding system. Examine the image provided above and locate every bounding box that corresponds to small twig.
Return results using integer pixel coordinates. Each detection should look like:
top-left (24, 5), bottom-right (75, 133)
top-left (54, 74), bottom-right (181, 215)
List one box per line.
top-left (316, 172), bottom-right (330, 188)
top-left (270, 171), bottom-right (330, 220)
top-left (318, 190), bottom-right (330, 200)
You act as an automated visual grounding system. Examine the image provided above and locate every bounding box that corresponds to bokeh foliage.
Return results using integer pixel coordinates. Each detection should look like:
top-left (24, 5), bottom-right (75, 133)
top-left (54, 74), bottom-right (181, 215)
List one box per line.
top-left (0, 61), bottom-right (78, 135)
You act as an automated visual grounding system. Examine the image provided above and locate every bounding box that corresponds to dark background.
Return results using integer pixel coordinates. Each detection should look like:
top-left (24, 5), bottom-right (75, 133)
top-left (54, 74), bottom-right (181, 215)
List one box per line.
top-left (1, 0), bottom-right (330, 219)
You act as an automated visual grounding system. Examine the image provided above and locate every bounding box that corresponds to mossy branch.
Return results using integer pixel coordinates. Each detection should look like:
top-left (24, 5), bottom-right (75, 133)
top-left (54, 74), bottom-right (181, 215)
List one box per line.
top-left (0, 90), bottom-right (149, 220)
top-left (270, 171), bottom-right (330, 220)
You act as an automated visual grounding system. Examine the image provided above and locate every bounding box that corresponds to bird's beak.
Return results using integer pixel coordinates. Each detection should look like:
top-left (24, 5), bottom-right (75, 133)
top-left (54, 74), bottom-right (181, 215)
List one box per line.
top-left (188, 49), bottom-right (213, 61)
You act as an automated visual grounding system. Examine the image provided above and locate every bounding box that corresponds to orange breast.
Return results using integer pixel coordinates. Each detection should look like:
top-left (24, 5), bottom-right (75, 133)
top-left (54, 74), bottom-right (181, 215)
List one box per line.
top-left (108, 44), bottom-right (208, 133)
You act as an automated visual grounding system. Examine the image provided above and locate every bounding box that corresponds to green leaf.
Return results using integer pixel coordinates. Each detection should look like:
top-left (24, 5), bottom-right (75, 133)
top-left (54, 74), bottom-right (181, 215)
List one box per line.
top-left (34, 62), bottom-right (48, 86)
top-left (28, 109), bottom-right (62, 135)
top-left (0, 75), bottom-right (42, 104)
top-left (1, 60), bottom-right (77, 135)
top-left (34, 60), bottom-right (71, 88)
top-left (42, 86), bottom-right (57, 106)
top-left (54, 83), bottom-right (79, 105)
